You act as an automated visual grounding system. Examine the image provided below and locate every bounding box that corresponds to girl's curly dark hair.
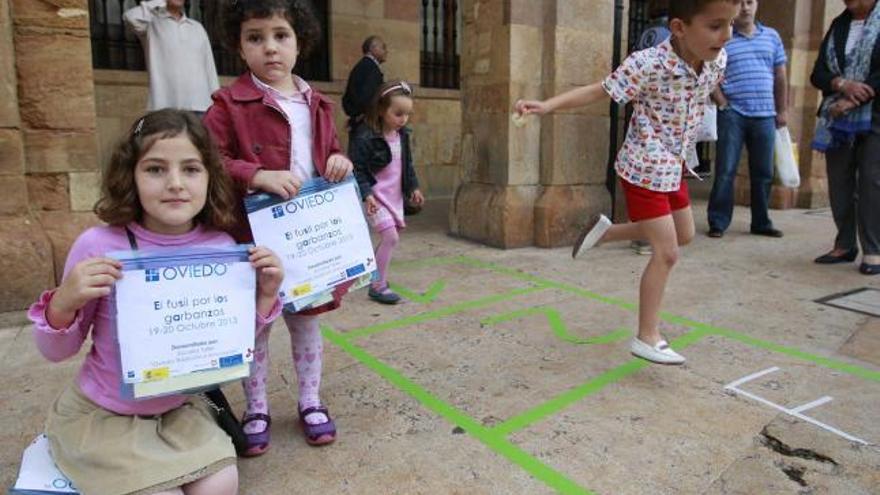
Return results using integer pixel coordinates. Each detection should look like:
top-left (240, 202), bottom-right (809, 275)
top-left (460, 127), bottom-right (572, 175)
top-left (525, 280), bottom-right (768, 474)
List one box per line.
top-left (94, 109), bottom-right (240, 232)
top-left (222, 0), bottom-right (322, 59)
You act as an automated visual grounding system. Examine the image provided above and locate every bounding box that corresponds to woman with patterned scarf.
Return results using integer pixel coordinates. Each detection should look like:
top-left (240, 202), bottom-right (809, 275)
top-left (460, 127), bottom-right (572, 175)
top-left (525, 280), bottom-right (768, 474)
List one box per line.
top-left (811, 0), bottom-right (880, 275)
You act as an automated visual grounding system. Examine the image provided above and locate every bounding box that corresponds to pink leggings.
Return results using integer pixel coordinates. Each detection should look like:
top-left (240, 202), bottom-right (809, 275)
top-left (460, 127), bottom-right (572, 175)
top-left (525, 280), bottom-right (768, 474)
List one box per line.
top-left (373, 225), bottom-right (400, 290)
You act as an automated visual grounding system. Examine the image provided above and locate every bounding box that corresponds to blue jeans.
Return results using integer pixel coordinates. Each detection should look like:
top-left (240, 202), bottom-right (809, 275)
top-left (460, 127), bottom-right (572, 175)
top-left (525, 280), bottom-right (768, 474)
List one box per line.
top-left (707, 109), bottom-right (776, 232)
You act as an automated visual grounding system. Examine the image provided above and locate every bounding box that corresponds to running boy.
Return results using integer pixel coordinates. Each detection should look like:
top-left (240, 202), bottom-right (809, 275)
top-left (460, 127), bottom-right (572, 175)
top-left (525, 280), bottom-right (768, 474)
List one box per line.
top-left (516, 0), bottom-right (739, 364)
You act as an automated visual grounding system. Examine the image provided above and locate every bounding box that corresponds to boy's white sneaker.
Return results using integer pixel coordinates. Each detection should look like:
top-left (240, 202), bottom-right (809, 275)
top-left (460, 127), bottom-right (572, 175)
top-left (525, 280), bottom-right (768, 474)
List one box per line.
top-left (630, 338), bottom-right (686, 365)
top-left (572, 214), bottom-right (612, 259)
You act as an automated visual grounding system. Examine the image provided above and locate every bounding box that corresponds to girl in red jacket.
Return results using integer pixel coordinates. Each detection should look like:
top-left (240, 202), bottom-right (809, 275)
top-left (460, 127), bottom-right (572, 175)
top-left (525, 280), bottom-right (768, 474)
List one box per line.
top-left (203, 0), bottom-right (353, 456)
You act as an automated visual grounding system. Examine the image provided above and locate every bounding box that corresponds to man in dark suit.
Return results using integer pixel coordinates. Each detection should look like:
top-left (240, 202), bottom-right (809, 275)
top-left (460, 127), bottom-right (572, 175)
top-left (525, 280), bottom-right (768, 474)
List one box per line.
top-left (342, 35), bottom-right (387, 134)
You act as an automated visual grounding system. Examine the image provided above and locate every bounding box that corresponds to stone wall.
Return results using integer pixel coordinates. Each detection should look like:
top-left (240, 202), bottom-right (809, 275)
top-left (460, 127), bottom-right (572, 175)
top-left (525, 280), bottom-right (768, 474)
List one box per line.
top-left (1, 0), bottom-right (101, 312)
top-left (330, 0), bottom-right (421, 84)
top-left (94, 71), bottom-right (461, 199)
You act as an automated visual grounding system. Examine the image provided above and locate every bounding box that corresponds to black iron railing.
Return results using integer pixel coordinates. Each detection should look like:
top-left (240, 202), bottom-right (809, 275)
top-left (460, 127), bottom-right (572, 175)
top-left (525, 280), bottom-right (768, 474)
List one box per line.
top-left (420, 0), bottom-right (459, 89)
top-left (88, 0), bottom-right (330, 81)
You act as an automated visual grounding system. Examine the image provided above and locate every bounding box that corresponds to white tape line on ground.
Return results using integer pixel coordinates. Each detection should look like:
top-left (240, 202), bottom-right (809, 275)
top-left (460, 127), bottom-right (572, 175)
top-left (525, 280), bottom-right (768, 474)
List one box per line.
top-left (723, 366), bottom-right (780, 389)
top-left (724, 367), bottom-right (869, 446)
top-left (791, 396), bottom-right (833, 414)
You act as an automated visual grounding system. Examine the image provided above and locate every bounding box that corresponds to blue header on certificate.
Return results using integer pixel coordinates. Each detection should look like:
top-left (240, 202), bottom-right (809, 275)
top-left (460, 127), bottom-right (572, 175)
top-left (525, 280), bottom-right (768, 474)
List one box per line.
top-left (243, 176), bottom-right (357, 214)
top-left (110, 244), bottom-right (252, 271)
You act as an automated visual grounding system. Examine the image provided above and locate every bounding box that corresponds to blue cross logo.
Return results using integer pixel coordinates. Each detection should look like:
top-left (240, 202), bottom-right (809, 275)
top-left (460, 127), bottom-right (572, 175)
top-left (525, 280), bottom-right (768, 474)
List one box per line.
top-left (145, 268), bottom-right (160, 282)
top-left (272, 206), bottom-right (285, 218)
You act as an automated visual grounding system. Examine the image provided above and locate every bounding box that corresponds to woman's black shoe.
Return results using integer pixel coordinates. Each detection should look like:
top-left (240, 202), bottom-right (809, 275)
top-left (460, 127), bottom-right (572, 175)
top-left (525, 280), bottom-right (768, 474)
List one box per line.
top-left (859, 262), bottom-right (880, 275)
top-left (814, 248), bottom-right (858, 264)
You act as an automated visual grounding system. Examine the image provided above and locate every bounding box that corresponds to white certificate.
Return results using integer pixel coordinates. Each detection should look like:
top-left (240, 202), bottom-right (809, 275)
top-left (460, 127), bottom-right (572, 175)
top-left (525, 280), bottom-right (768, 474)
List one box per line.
top-left (10, 435), bottom-right (78, 494)
top-left (245, 177), bottom-right (376, 311)
top-left (113, 246), bottom-right (255, 386)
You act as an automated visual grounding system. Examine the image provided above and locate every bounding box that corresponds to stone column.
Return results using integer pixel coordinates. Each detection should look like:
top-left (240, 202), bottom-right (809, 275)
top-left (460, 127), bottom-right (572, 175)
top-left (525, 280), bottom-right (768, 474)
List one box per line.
top-left (0, 0), bottom-right (54, 311)
top-left (533, 0), bottom-right (614, 247)
top-left (449, 0), bottom-right (543, 248)
top-left (789, 0), bottom-right (838, 208)
top-left (450, 0), bottom-right (614, 248)
top-left (0, 0), bottom-right (100, 311)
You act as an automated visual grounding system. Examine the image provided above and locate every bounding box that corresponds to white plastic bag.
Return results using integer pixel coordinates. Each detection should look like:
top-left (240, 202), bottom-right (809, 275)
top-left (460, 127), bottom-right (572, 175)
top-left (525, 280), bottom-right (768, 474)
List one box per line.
top-left (697, 101), bottom-right (717, 142)
top-left (774, 126), bottom-right (800, 188)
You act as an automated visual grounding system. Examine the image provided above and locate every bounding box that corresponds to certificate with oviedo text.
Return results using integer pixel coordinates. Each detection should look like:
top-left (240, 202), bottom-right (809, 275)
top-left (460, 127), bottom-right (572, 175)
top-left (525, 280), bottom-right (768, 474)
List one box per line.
top-left (245, 176), bottom-right (376, 311)
top-left (112, 245), bottom-right (255, 398)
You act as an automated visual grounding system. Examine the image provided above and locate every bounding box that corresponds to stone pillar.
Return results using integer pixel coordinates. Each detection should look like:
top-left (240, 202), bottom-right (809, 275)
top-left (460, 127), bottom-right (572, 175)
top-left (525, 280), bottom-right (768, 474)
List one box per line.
top-left (0, 0), bottom-right (27, 218)
top-left (0, 0), bottom-right (53, 312)
top-left (449, 0), bottom-right (541, 248)
top-left (789, 0), bottom-right (837, 208)
top-left (0, 0), bottom-right (101, 311)
top-left (450, 0), bottom-right (613, 248)
top-left (533, 0), bottom-right (614, 247)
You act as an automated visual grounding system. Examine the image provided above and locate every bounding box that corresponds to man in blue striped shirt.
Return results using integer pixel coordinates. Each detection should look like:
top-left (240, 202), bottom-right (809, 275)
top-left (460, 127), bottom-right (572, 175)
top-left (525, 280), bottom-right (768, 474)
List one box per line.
top-left (707, 0), bottom-right (788, 238)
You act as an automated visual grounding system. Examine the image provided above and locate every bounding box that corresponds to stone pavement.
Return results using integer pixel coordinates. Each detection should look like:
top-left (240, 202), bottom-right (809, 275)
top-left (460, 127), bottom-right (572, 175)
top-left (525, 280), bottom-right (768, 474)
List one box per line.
top-left (2, 200), bottom-right (879, 494)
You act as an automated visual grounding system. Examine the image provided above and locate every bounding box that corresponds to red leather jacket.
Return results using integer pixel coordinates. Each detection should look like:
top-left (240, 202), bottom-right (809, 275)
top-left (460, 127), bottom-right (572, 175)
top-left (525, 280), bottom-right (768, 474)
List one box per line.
top-left (204, 72), bottom-right (344, 187)
top-left (203, 73), bottom-right (349, 314)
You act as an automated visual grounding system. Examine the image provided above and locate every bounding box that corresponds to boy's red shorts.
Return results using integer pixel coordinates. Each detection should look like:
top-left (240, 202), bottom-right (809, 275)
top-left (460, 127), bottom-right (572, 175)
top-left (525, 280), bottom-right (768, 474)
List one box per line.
top-left (621, 178), bottom-right (690, 222)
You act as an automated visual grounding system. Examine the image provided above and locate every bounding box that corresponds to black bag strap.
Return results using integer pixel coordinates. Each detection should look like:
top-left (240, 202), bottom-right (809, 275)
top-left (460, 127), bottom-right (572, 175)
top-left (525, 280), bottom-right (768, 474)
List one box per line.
top-left (125, 226), bottom-right (138, 250)
top-left (203, 388), bottom-right (249, 456)
top-left (125, 224), bottom-right (246, 455)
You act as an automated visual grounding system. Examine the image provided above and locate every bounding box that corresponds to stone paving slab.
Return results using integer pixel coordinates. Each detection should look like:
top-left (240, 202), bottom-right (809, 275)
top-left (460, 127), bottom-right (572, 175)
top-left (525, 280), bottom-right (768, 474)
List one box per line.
top-left (2, 201), bottom-right (879, 494)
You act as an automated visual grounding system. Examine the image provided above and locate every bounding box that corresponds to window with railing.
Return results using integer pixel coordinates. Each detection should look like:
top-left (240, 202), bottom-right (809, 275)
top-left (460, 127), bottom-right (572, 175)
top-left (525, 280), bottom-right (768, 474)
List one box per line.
top-left (88, 0), bottom-right (330, 81)
top-left (420, 0), bottom-right (460, 89)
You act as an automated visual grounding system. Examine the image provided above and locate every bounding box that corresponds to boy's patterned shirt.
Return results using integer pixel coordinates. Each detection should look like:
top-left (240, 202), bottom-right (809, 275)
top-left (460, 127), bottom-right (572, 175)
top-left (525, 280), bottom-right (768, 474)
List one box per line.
top-left (602, 39), bottom-right (727, 192)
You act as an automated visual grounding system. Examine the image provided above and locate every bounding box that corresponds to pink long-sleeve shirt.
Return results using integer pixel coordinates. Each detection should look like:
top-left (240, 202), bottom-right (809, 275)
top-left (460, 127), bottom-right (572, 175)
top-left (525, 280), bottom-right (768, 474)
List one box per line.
top-left (28, 222), bottom-right (281, 416)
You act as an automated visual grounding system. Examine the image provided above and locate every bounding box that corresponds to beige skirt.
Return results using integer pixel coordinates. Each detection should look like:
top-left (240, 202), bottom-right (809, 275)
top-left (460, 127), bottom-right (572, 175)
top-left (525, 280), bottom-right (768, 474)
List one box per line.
top-left (45, 383), bottom-right (236, 495)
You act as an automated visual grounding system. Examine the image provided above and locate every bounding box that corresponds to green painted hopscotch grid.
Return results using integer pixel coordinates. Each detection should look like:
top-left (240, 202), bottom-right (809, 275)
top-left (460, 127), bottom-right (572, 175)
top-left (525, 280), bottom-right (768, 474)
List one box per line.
top-left (322, 256), bottom-right (880, 495)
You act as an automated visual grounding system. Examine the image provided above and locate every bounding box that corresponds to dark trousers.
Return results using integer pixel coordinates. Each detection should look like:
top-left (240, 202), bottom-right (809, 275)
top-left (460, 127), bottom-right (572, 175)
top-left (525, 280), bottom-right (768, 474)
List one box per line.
top-left (824, 129), bottom-right (880, 256)
top-left (707, 109), bottom-right (776, 232)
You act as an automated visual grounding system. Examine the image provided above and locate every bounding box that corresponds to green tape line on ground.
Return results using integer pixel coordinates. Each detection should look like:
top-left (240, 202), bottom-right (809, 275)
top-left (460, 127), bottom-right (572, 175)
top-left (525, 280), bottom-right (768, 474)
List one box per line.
top-left (448, 257), bottom-right (880, 383)
top-left (656, 315), bottom-right (880, 383)
top-left (345, 286), bottom-right (544, 340)
top-left (393, 256), bottom-right (556, 287)
top-left (492, 359), bottom-right (647, 437)
top-left (710, 327), bottom-right (880, 382)
top-left (389, 279), bottom-right (446, 304)
top-left (480, 306), bottom-right (630, 345)
top-left (491, 327), bottom-right (714, 436)
top-left (349, 255), bottom-right (879, 492)
top-left (323, 326), bottom-right (593, 495)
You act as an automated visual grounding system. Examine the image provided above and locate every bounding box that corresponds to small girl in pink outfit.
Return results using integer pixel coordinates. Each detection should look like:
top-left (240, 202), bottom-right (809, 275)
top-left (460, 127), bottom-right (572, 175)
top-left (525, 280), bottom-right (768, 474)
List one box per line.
top-left (351, 80), bottom-right (424, 304)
